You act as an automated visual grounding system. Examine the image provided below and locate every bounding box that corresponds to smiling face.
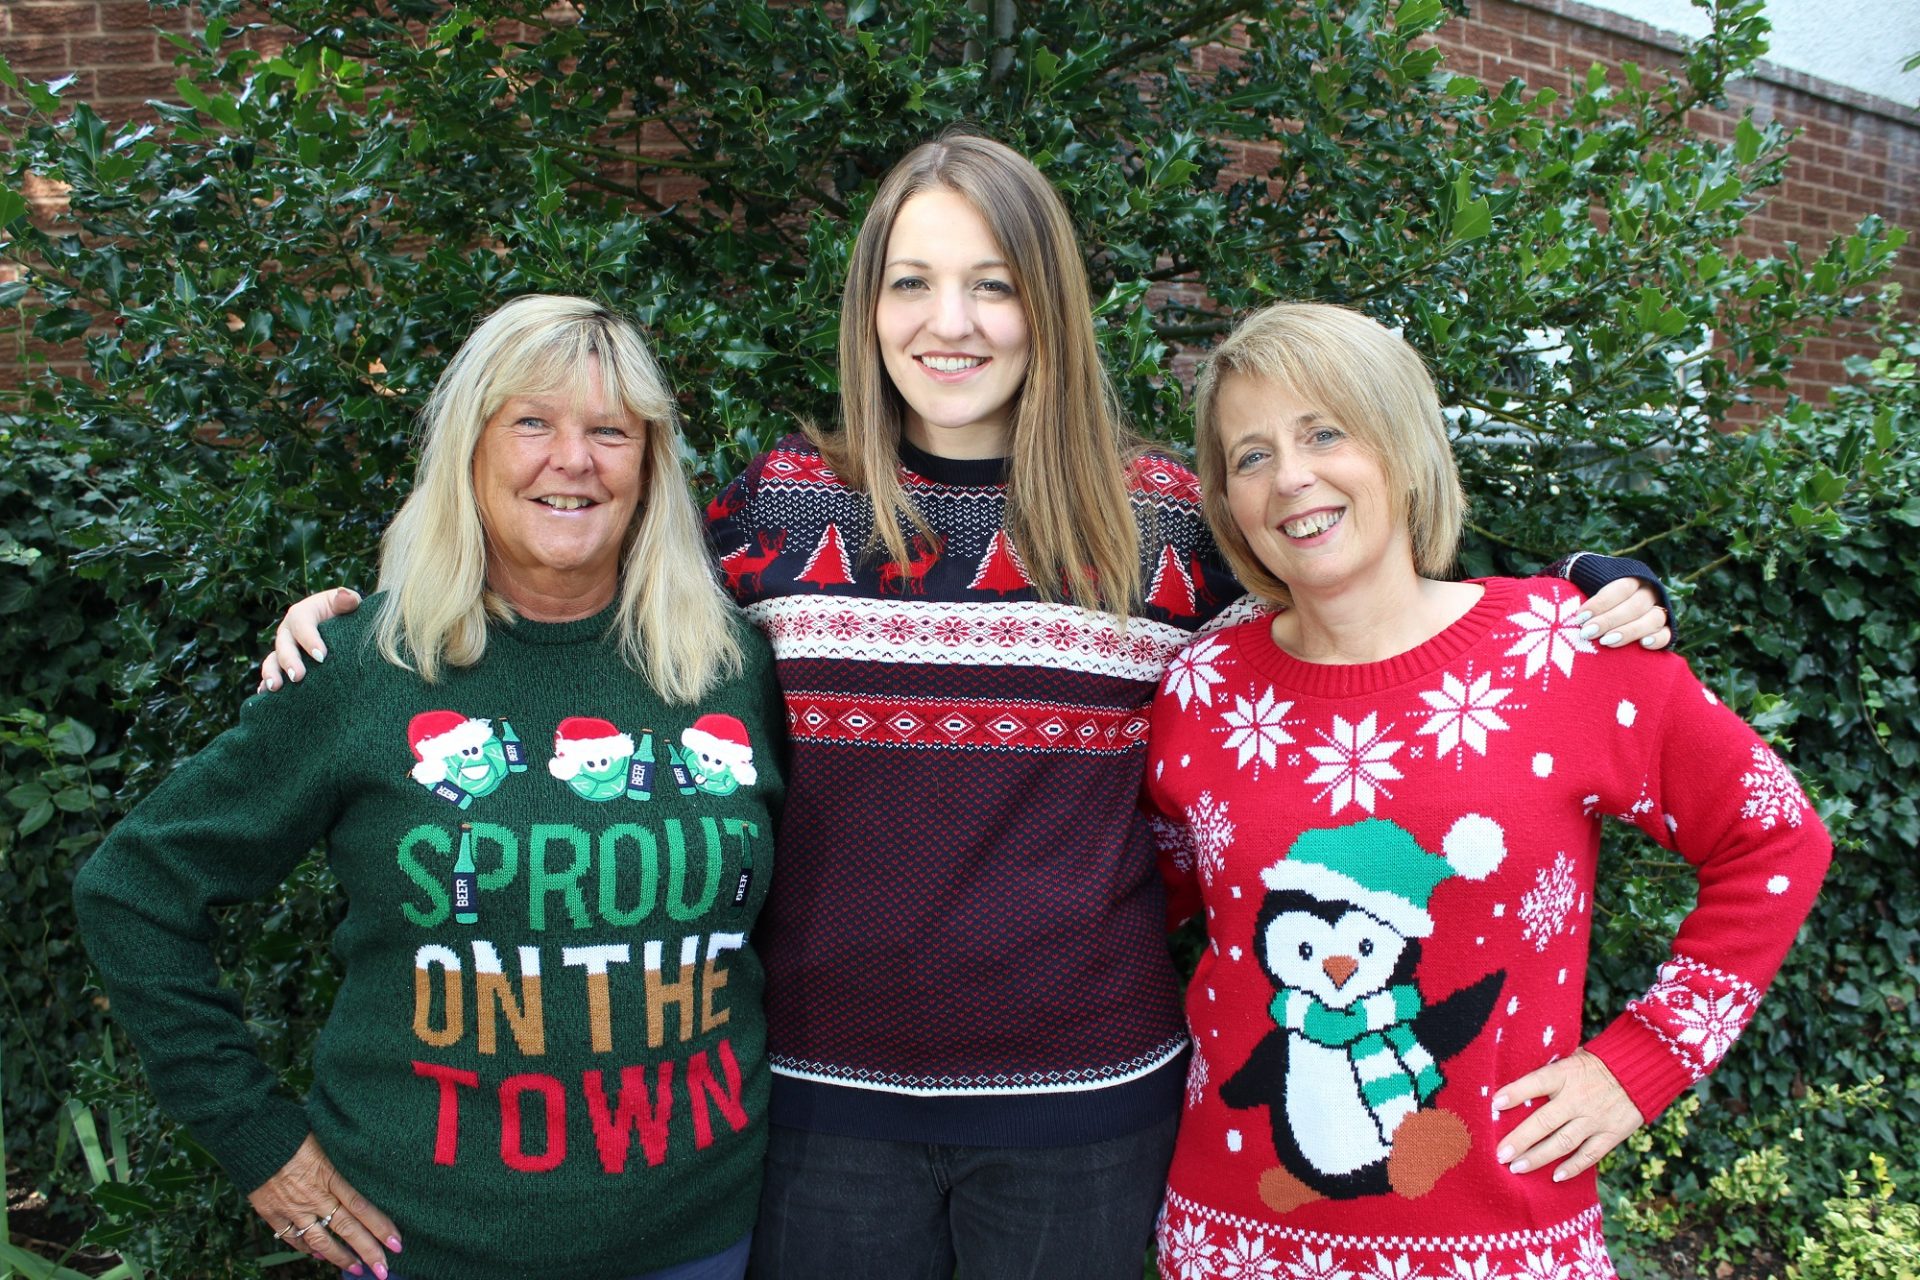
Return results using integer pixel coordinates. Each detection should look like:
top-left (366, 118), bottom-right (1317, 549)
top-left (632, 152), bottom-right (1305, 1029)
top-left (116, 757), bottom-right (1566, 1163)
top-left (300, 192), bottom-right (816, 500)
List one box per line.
top-left (1217, 374), bottom-right (1411, 602)
top-left (470, 363), bottom-right (647, 617)
top-left (446, 737), bottom-right (510, 797)
top-left (1262, 907), bottom-right (1407, 1010)
top-left (565, 751), bottom-right (631, 802)
top-left (875, 187), bottom-right (1031, 459)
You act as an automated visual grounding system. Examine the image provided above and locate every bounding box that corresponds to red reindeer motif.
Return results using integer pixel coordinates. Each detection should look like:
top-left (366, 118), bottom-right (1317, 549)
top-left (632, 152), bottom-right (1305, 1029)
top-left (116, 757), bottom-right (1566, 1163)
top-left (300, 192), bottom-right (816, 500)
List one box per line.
top-left (721, 530), bottom-right (787, 594)
top-left (878, 535), bottom-right (942, 595)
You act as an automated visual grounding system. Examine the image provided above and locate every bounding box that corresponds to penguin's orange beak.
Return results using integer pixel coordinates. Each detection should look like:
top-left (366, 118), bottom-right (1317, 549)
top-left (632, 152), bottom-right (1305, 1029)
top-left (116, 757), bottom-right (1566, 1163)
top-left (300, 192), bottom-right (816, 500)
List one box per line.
top-left (1322, 955), bottom-right (1358, 989)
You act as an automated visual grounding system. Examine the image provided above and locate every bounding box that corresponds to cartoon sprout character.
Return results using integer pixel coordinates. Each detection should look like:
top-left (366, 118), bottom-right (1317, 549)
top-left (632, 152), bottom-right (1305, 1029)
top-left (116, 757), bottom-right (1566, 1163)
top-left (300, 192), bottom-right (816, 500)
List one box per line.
top-left (548, 716), bottom-right (636, 802)
top-left (408, 711), bottom-right (510, 807)
top-left (680, 714), bottom-right (758, 796)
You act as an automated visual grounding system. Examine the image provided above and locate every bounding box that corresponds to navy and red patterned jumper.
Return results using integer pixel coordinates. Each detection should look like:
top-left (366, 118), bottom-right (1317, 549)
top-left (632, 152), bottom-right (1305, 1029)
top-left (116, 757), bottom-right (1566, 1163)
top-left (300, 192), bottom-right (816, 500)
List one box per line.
top-left (706, 433), bottom-right (1256, 1145)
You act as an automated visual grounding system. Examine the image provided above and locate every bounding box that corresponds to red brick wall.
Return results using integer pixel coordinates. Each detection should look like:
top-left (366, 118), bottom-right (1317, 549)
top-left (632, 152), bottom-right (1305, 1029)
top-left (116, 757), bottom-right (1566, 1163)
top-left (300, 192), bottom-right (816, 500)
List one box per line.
top-left (5, 0), bottom-right (1916, 401)
top-left (1434, 0), bottom-right (1920, 400)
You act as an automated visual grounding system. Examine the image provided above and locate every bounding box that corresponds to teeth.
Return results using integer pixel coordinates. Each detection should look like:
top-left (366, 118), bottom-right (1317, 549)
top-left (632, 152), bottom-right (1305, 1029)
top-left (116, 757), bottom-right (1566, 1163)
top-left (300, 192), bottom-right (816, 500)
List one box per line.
top-left (920, 355), bottom-right (986, 373)
top-left (1283, 510), bottom-right (1343, 538)
top-left (539, 496), bottom-right (593, 510)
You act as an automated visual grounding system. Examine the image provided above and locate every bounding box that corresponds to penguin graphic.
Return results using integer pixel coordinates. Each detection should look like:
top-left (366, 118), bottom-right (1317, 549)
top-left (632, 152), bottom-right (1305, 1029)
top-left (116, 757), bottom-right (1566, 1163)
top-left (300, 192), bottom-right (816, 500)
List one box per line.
top-left (1221, 815), bottom-right (1507, 1213)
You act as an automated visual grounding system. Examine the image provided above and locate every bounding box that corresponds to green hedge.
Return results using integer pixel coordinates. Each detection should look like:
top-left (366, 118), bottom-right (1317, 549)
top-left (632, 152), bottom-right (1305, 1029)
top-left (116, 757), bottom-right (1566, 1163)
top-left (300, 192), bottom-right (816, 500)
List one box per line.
top-left (1, 2), bottom-right (1915, 1275)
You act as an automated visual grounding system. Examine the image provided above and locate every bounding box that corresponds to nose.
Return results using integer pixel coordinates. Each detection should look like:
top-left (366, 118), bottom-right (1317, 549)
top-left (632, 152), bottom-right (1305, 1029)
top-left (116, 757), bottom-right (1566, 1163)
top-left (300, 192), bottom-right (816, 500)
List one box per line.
top-left (927, 285), bottom-right (974, 342)
top-left (1322, 955), bottom-right (1358, 989)
top-left (548, 424), bottom-right (593, 474)
top-left (1271, 441), bottom-right (1315, 496)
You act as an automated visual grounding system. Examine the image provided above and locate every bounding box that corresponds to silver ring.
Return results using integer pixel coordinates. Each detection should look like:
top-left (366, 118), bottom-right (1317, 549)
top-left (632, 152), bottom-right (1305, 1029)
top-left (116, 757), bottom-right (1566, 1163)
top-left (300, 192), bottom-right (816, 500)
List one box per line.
top-left (273, 1223), bottom-right (297, 1241)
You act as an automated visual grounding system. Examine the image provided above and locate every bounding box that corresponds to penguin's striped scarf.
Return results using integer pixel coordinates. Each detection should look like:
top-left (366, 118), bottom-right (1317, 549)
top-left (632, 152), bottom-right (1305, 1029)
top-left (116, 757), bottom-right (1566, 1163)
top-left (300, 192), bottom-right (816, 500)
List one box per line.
top-left (1272, 984), bottom-right (1442, 1129)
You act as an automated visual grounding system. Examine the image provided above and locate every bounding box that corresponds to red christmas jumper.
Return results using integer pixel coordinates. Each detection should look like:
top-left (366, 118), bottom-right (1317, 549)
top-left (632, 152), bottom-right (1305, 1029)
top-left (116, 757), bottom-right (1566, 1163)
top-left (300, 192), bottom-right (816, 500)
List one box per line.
top-left (706, 433), bottom-right (1257, 1145)
top-left (1143, 577), bottom-right (1830, 1279)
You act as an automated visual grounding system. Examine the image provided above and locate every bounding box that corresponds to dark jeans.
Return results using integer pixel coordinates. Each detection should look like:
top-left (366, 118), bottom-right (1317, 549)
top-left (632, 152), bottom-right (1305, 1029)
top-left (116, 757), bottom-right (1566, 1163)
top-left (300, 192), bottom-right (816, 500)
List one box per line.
top-left (747, 1115), bottom-right (1177, 1280)
top-left (366, 1231), bottom-right (750, 1280)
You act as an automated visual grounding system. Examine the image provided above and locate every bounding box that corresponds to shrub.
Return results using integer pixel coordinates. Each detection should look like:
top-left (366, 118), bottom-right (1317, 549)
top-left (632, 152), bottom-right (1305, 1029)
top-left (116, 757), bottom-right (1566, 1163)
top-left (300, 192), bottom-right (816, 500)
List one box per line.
top-left (1, 1), bottom-right (1913, 1273)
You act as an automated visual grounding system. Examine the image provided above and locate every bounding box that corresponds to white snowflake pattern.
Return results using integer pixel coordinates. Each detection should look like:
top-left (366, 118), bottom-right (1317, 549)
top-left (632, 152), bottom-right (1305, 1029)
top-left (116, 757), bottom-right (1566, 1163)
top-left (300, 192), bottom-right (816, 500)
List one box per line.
top-left (1163, 1215), bottom-right (1221, 1280)
top-left (1416, 667), bottom-right (1514, 764)
top-left (1651, 981), bottom-right (1753, 1072)
top-left (1739, 743), bottom-right (1809, 830)
top-left (1574, 1234), bottom-right (1617, 1280)
top-left (1184, 1048), bottom-right (1210, 1111)
top-left (1504, 593), bottom-right (1596, 683)
top-left (1149, 814), bottom-right (1196, 873)
top-left (1220, 686), bottom-right (1299, 773)
top-left (1285, 1246), bottom-right (1357, 1280)
top-left (1443, 1258), bottom-right (1506, 1280)
top-left (1305, 712), bottom-right (1405, 815)
top-left (1219, 1230), bottom-right (1284, 1280)
top-left (1512, 1248), bottom-right (1572, 1280)
top-left (1186, 791), bottom-right (1237, 885)
top-left (1359, 1252), bottom-right (1427, 1280)
top-left (1519, 852), bottom-right (1578, 951)
top-left (1166, 636), bottom-right (1230, 711)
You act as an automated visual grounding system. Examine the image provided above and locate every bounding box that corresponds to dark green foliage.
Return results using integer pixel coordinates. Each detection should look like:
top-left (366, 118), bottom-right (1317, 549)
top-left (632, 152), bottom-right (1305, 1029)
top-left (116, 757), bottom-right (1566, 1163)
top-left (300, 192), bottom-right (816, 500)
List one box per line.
top-left (0, 1), bottom-right (1914, 1274)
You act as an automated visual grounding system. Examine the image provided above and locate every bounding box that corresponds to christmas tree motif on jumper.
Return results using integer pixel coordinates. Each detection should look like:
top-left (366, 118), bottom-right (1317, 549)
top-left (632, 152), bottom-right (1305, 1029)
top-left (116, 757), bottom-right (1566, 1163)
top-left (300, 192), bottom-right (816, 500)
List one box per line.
top-left (407, 711), bottom-right (513, 809)
top-left (1187, 553), bottom-right (1217, 609)
top-left (795, 523), bottom-right (855, 589)
top-left (1147, 544), bottom-right (1197, 617)
top-left (547, 716), bottom-right (637, 802)
top-left (720, 530), bottom-right (787, 594)
top-left (967, 528), bottom-right (1032, 595)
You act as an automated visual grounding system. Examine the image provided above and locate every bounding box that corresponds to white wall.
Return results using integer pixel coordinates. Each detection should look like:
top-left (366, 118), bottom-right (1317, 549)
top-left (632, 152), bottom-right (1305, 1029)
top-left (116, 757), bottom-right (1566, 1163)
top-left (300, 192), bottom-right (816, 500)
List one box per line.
top-left (1580, 0), bottom-right (1919, 107)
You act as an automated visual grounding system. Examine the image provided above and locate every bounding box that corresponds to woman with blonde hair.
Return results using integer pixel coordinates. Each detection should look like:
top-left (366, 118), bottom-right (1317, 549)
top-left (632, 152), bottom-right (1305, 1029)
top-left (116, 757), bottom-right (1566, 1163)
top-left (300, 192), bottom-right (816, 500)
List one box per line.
top-left (260, 138), bottom-right (1670, 1278)
top-left (1147, 302), bottom-right (1826, 1279)
top-left (78, 295), bottom-right (786, 1280)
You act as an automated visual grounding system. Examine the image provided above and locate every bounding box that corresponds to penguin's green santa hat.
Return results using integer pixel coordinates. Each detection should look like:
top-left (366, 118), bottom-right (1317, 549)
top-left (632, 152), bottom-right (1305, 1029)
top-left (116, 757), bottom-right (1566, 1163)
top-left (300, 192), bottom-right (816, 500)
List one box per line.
top-left (1261, 814), bottom-right (1507, 938)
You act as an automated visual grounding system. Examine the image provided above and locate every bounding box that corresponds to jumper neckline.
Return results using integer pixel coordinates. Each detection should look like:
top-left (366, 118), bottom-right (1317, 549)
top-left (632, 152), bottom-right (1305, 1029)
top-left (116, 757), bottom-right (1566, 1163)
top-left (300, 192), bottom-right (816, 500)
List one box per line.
top-left (897, 435), bottom-right (1012, 487)
top-left (489, 597), bottom-right (622, 646)
top-left (1228, 577), bottom-right (1522, 697)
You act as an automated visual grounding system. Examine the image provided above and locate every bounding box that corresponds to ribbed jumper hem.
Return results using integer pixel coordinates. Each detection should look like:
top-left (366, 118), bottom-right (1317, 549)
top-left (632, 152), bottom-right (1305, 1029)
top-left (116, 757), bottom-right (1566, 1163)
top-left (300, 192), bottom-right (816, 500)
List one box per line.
top-left (768, 1054), bottom-right (1186, 1147)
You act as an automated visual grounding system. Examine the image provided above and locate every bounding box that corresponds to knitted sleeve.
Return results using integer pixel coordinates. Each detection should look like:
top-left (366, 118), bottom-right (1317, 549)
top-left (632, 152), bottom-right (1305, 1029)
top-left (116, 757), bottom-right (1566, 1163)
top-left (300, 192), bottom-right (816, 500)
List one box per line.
top-left (1580, 653), bottom-right (1831, 1121)
top-left (1143, 641), bottom-right (1213, 929)
top-left (72, 640), bottom-right (354, 1192)
top-left (1546, 552), bottom-right (1675, 637)
top-left (705, 455), bottom-right (764, 606)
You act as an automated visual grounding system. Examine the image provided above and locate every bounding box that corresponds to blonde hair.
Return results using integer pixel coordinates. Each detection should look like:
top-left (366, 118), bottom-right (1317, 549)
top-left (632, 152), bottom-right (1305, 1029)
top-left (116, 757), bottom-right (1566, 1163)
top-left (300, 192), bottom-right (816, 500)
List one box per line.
top-left (376, 294), bottom-right (743, 701)
top-left (1192, 303), bottom-right (1466, 607)
top-left (816, 132), bottom-right (1143, 615)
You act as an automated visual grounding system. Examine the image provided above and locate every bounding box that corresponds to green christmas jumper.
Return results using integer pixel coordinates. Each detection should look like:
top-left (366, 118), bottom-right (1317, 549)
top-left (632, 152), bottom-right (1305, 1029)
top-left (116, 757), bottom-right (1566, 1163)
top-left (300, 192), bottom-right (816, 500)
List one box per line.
top-left (73, 601), bottom-right (786, 1280)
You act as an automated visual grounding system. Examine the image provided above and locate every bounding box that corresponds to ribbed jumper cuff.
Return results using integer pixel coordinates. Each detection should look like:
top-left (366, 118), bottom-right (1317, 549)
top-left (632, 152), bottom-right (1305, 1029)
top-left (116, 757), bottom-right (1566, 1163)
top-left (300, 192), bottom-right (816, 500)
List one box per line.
top-left (1582, 1014), bottom-right (1697, 1124)
top-left (1549, 553), bottom-right (1676, 641)
top-left (209, 1096), bottom-right (311, 1193)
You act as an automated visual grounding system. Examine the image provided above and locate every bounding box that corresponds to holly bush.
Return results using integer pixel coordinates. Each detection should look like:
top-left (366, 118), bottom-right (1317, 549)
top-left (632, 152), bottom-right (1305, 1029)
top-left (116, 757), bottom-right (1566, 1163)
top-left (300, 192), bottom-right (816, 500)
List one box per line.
top-left (0, 0), bottom-right (1914, 1274)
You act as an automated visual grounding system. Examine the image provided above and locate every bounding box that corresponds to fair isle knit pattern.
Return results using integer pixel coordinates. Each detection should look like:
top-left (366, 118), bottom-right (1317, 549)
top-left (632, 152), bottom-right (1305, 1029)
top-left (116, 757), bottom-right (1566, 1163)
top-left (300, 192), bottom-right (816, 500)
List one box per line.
top-left (1144, 577), bottom-right (1830, 1280)
top-left (74, 604), bottom-right (786, 1280)
top-left (707, 434), bottom-right (1257, 1145)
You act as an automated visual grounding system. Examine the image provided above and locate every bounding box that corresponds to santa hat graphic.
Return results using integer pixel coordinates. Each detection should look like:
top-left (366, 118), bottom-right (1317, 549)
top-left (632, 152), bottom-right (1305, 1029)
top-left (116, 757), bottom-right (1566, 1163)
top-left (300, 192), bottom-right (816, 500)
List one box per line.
top-left (548, 716), bottom-right (636, 781)
top-left (681, 713), bottom-right (757, 785)
top-left (1260, 814), bottom-right (1505, 938)
top-left (408, 711), bottom-right (495, 786)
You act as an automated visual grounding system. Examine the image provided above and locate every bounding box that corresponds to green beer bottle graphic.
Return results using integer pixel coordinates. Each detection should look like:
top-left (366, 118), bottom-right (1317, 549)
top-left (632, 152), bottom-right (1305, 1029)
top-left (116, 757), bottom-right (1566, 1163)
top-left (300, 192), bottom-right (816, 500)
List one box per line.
top-left (625, 728), bottom-right (656, 801)
top-left (499, 719), bottom-right (529, 773)
top-left (452, 822), bottom-right (479, 924)
top-left (667, 742), bottom-right (698, 795)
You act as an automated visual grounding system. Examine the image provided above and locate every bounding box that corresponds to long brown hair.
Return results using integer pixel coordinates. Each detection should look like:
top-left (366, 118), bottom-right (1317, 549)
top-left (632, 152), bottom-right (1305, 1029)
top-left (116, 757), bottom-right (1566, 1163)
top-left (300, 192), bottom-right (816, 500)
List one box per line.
top-left (814, 133), bottom-right (1142, 615)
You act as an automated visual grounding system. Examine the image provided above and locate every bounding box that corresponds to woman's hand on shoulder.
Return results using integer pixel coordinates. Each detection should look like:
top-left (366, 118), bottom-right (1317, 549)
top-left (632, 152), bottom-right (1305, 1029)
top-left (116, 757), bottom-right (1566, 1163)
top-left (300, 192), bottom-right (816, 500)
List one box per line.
top-left (248, 1133), bottom-right (400, 1277)
top-left (258, 587), bottom-right (362, 692)
top-left (1492, 1048), bottom-right (1645, 1181)
top-left (1579, 578), bottom-right (1671, 651)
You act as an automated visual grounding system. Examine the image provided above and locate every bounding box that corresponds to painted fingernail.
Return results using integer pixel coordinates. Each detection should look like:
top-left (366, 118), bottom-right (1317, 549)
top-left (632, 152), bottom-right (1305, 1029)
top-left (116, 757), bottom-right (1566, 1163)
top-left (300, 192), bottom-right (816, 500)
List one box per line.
top-left (266, 677), bottom-right (280, 691)
top-left (1600, 631), bottom-right (1624, 647)
top-left (313, 645), bottom-right (326, 662)
top-left (1553, 1168), bottom-right (1571, 1182)
top-left (1511, 1158), bottom-right (1530, 1173)
top-left (1640, 634), bottom-right (1660, 647)
top-left (1493, 1093), bottom-right (1509, 1109)
top-left (1496, 1144), bottom-right (1513, 1162)
top-left (1575, 610), bottom-right (1592, 625)
top-left (375, 1264), bottom-right (390, 1279)
top-left (348, 1266), bottom-right (365, 1276)
top-left (1578, 623), bottom-right (1599, 640)
top-left (388, 1237), bottom-right (404, 1253)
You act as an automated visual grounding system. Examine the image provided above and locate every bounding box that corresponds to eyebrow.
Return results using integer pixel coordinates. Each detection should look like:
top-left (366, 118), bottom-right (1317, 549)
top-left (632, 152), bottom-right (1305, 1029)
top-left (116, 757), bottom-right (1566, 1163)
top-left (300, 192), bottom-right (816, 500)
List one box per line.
top-left (885, 258), bottom-right (1011, 271)
top-left (1225, 411), bottom-right (1327, 449)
